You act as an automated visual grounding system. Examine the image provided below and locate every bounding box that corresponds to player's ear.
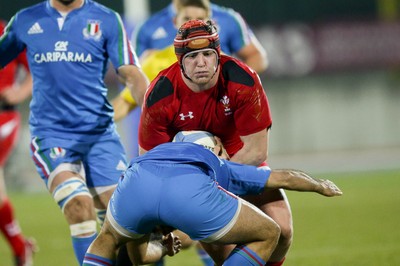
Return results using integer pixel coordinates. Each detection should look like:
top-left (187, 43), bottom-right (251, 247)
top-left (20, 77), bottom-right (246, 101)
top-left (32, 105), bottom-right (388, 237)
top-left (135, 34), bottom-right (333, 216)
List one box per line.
top-left (214, 136), bottom-right (230, 160)
top-left (214, 136), bottom-right (221, 146)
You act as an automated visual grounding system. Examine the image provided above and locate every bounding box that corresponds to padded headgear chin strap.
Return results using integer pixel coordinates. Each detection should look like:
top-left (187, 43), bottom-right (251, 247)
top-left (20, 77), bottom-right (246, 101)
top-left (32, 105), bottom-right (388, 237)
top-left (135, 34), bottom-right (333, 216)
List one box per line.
top-left (174, 19), bottom-right (221, 80)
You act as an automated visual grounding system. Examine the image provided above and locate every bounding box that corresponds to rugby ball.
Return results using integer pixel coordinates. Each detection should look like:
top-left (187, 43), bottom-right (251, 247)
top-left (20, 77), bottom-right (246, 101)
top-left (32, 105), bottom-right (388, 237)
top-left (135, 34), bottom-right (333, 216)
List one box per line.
top-left (172, 130), bottom-right (216, 150)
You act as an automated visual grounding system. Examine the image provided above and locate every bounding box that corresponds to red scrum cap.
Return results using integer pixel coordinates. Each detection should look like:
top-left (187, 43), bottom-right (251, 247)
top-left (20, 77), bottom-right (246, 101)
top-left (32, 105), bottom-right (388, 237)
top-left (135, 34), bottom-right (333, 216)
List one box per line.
top-left (174, 19), bottom-right (221, 66)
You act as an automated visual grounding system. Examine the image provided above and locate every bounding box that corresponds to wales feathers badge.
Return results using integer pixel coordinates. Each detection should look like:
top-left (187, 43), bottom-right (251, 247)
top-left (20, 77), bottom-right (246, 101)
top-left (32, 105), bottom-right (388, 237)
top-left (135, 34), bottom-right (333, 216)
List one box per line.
top-left (83, 20), bottom-right (102, 40)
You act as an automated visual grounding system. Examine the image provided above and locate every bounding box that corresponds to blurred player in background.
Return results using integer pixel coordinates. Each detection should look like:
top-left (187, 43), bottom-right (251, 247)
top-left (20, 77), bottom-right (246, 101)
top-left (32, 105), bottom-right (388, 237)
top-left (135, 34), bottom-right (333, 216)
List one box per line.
top-left (0, 0), bottom-right (148, 264)
top-left (138, 19), bottom-right (290, 266)
top-left (0, 19), bottom-right (36, 266)
top-left (134, 0), bottom-right (268, 73)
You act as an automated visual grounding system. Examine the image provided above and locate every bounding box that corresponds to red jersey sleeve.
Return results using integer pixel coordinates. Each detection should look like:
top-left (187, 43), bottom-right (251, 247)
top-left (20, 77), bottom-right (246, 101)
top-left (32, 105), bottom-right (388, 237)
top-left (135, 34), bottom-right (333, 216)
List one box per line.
top-left (138, 75), bottom-right (176, 151)
top-left (229, 66), bottom-right (272, 137)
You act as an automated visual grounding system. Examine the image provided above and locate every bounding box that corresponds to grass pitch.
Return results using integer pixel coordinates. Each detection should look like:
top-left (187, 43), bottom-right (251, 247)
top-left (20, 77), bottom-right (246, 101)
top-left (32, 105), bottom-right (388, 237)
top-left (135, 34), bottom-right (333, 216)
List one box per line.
top-left (1, 169), bottom-right (399, 265)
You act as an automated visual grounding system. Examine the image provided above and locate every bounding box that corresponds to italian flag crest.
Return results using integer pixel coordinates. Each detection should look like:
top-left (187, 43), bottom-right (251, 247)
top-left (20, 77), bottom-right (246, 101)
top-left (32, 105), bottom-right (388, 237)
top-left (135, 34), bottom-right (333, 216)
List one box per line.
top-left (49, 147), bottom-right (66, 159)
top-left (83, 20), bottom-right (102, 40)
top-left (87, 21), bottom-right (99, 35)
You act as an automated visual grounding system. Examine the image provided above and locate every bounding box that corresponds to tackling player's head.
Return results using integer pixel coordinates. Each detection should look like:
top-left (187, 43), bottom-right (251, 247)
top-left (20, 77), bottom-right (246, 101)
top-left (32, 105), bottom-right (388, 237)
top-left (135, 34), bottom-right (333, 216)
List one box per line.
top-left (174, 19), bottom-right (221, 80)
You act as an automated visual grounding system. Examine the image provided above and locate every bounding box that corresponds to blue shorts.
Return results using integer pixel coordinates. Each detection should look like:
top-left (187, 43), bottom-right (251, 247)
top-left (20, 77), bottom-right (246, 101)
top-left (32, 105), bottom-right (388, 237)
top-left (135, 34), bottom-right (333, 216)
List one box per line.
top-left (30, 134), bottom-right (127, 189)
top-left (108, 161), bottom-right (240, 242)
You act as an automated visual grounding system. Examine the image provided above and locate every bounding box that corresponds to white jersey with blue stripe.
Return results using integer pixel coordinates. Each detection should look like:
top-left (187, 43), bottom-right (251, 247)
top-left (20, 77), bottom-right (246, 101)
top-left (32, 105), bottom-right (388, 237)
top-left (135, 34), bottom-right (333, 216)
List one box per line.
top-left (0, 0), bottom-right (139, 140)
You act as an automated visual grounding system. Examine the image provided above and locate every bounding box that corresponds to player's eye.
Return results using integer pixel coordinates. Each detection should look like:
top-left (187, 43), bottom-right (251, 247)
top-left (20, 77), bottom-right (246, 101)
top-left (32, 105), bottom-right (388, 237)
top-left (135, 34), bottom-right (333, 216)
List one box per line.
top-left (187, 52), bottom-right (199, 58)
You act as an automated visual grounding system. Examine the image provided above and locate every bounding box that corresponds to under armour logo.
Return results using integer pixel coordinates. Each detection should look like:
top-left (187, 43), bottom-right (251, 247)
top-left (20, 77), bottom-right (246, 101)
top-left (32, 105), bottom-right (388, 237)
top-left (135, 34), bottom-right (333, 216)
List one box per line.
top-left (179, 112), bottom-right (194, 120)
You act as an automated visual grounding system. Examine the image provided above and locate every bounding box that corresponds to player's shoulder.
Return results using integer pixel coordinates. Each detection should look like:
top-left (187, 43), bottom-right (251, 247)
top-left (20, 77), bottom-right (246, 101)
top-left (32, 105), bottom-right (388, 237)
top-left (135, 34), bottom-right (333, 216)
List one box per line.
top-left (211, 4), bottom-right (244, 24)
top-left (145, 63), bottom-right (180, 108)
top-left (87, 0), bottom-right (119, 18)
top-left (139, 6), bottom-right (171, 30)
top-left (133, 7), bottom-right (171, 44)
top-left (20, 2), bottom-right (46, 13)
top-left (6, 2), bottom-right (46, 34)
top-left (148, 6), bottom-right (171, 21)
top-left (14, 2), bottom-right (47, 21)
top-left (220, 55), bottom-right (257, 87)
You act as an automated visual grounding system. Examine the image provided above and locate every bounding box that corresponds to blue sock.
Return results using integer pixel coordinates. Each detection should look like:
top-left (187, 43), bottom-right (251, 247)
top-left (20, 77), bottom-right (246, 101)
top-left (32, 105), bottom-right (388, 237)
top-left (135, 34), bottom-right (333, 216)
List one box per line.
top-left (154, 258), bottom-right (165, 266)
top-left (196, 245), bottom-right (214, 266)
top-left (72, 233), bottom-right (97, 265)
top-left (223, 245), bottom-right (266, 266)
top-left (83, 253), bottom-right (115, 266)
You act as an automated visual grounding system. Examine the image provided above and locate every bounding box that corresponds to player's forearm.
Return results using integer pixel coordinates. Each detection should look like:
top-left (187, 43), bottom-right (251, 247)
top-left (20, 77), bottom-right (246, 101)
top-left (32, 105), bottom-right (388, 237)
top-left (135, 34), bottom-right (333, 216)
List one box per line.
top-left (238, 40), bottom-right (268, 74)
top-left (131, 232), bottom-right (179, 265)
top-left (111, 95), bottom-right (134, 121)
top-left (230, 133), bottom-right (268, 166)
top-left (134, 242), bottom-right (165, 265)
top-left (245, 52), bottom-right (268, 74)
top-left (17, 73), bottom-right (33, 101)
top-left (230, 147), bottom-right (266, 166)
top-left (1, 74), bottom-right (33, 105)
top-left (268, 170), bottom-right (343, 197)
top-left (270, 170), bottom-right (321, 191)
top-left (128, 67), bottom-right (149, 107)
top-left (119, 65), bottom-right (149, 107)
top-left (230, 130), bottom-right (269, 165)
top-left (126, 75), bottom-right (147, 107)
top-left (129, 234), bottom-right (162, 265)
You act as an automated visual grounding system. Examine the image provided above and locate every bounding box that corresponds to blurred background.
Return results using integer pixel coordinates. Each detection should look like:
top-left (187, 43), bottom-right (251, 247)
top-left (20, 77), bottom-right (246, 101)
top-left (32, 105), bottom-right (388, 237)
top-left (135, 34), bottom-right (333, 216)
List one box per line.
top-left (1, 0), bottom-right (399, 189)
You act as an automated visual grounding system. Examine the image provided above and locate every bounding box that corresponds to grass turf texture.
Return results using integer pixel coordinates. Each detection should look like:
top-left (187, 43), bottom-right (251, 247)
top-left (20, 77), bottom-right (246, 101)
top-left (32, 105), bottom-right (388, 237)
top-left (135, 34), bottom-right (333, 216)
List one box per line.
top-left (0, 169), bottom-right (399, 265)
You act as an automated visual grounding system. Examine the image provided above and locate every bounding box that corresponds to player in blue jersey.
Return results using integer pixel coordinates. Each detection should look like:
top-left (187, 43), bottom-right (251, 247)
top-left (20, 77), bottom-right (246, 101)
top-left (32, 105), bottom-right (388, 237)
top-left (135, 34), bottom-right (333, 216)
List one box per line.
top-left (0, 0), bottom-right (149, 265)
top-left (83, 141), bottom-right (342, 266)
top-left (133, 0), bottom-right (268, 73)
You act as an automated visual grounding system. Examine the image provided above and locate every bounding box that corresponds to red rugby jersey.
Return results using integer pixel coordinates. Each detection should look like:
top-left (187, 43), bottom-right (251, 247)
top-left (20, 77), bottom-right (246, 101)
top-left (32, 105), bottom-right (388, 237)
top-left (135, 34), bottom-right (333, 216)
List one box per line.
top-left (0, 20), bottom-right (29, 93)
top-left (139, 55), bottom-right (272, 157)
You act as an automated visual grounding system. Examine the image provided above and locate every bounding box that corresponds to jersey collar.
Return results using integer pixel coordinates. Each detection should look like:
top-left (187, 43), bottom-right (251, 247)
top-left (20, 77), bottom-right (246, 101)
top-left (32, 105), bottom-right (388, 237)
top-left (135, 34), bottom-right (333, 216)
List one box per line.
top-left (46, 0), bottom-right (89, 17)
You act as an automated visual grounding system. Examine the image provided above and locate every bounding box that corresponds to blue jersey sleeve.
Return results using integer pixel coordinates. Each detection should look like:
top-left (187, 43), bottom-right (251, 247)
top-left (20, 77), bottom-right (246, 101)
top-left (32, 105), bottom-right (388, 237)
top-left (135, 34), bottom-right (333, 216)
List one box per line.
top-left (221, 161), bottom-right (270, 196)
top-left (132, 22), bottom-right (148, 57)
top-left (0, 16), bottom-right (26, 68)
top-left (106, 12), bottom-right (139, 69)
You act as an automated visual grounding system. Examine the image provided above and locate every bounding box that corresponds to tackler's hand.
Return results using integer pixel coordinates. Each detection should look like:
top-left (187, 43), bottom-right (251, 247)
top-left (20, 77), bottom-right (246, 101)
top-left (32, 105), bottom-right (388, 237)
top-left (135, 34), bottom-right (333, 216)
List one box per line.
top-left (317, 179), bottom-right (343, 197)
top-left (163, 232), bottom-right (182, 257)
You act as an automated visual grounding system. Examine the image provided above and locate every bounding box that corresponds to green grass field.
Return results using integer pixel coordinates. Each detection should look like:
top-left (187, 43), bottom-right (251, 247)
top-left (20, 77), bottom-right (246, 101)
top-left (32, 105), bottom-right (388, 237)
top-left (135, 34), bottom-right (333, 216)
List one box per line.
top-left (1, 169), bottom-right (399, 266)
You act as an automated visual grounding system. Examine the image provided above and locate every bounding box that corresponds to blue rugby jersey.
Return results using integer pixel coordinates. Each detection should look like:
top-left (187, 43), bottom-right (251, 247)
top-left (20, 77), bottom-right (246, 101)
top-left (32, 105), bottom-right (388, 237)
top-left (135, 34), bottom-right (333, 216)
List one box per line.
top-left (133, 3), bottom-right (255, 57)
top-left (131, 142), bottom-right (271, 195)
top-left (0, 0), bottom-right (139, 141)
